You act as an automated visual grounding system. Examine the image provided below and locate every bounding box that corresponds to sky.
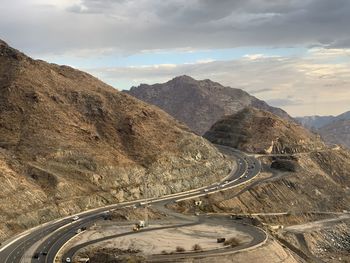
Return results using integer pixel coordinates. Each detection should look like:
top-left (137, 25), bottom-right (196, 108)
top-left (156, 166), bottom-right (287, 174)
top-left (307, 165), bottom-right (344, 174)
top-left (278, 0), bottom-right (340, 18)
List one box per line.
top-left (1, 0), bottom-right (350, 117)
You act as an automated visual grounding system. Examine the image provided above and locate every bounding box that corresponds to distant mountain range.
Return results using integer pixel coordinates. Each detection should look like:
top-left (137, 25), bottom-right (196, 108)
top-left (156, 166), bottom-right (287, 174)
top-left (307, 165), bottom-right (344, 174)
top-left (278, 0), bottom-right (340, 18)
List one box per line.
top-left (297, 111), bottom-right (350, 148)
top-left (124, 75), bottom-right (293, 135)
top-left (296, 111), bottom-right (350, 130)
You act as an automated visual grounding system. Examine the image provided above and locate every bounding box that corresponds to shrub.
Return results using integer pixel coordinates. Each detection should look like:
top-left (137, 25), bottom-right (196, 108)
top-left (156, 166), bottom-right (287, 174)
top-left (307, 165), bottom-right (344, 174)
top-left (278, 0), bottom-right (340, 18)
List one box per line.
top-left (192, 244), bottom-right (202, 251)
top-left (175, 246), bottom-right (185, 252)
top-left (223, 237), bottom-right (240, 247)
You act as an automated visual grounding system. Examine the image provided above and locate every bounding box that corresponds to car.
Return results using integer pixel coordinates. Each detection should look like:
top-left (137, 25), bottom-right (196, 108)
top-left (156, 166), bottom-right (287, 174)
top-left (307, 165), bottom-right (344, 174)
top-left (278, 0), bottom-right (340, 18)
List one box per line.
top-left (204, 189), bottom-right (209, 192)
top-left (220, 185), bottom-right (225, 188)
top-left (41, 251), bottom-right (48, 256)
top-left (72, 215), bottom-right (79, 221)
top-left (66, 257), bottom-right (71, 263)
top-left (33, 253), bottom-right (40, 259)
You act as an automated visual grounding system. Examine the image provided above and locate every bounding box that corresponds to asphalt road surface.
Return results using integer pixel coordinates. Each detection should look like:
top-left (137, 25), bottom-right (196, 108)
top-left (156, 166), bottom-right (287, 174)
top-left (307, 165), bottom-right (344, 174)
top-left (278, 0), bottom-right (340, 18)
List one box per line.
top-left (0, 146), bottom-right (263, 263)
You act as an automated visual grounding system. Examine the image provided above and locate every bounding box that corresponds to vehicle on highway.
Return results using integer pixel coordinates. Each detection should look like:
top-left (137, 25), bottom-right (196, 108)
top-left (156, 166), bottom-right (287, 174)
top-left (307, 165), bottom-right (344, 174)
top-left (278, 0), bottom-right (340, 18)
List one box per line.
top-left (72, 215), bottom-right (79, 221)
top-left (217, 238), bottom-right (226, 243)
top-left (33, 252), bottom-right (40, 259)
top-left (133, 220), bottom-right (146, 231)
top-left (41, 251), bottom-right (48, 256)
top-left (204, 189), bottom-right (209, 192)
top-left (66, 257), bottom-right (71, 262)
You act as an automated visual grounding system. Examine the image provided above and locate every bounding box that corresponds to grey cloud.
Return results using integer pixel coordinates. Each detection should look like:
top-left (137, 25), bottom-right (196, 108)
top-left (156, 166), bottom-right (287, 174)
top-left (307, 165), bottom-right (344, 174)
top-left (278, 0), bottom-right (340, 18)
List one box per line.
top-left (265, 98), bottom-right (303, 107)
top-left (250, 88), bottom-right (274, 95)
top-left (1, 0), bottom-right (350, 56)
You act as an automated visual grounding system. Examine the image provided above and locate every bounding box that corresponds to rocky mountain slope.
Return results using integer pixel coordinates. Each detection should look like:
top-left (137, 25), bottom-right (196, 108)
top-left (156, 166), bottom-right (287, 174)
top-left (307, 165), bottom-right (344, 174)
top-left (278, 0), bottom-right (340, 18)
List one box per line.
top-left (204, 107), bottom-right (325, 154)
top-left (297, 111), bottom-right (350, 149)
top-left (318, 119), bottom-right (350, 149)
top-left (0, 40), bottom-right (231, 241)
top-left (124, 75), bottom-right (293, 135)
top-left (176, 108), bottom-right (350, 262)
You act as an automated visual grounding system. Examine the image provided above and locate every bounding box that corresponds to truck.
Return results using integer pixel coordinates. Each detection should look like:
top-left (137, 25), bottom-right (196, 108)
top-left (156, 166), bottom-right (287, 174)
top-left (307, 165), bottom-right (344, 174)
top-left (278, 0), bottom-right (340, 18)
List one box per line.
top-left (132, 220), bottom-right (146, 231)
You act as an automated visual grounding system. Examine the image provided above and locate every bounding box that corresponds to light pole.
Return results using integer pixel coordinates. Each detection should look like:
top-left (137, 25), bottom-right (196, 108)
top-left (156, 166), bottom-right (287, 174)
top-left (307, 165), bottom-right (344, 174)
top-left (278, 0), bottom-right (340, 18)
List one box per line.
top-left (143, 174), bottom-right (148, 227)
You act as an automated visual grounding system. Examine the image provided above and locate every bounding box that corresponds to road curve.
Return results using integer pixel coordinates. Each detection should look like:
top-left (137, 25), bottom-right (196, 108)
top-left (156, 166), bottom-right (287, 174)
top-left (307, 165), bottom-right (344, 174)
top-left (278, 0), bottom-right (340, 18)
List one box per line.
top-left (0, 146), bottom-right (263, 263)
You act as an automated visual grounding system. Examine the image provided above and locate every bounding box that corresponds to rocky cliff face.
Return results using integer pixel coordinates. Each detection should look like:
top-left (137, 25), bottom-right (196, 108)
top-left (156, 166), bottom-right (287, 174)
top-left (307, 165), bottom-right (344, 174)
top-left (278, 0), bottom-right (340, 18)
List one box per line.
top-left (124, 75), bottom-right (293, 135)
top-left (0, 40), bottom-right (232, 241)
top-left (204, 107), bottom-right (325, 154)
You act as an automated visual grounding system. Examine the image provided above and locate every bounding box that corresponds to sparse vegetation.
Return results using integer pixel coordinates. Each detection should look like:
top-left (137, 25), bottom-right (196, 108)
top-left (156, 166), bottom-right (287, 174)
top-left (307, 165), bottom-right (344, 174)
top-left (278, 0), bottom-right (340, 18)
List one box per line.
top-left (224, 237), bottom-right (241, 247)
top-left (192, 244), bottom-right (202, 251)
top-left (175, 246), bottom-right (185, 252)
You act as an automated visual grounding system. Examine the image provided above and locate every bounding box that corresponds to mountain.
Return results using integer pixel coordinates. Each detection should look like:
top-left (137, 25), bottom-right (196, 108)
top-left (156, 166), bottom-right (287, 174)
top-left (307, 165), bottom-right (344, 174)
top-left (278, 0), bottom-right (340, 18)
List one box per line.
top-left (296, 111), bottom-right (350, 130)
top-left (295, 115), bottom-right (335, 130)
top-left (318, 119), bottom-right (350, 148)
top-left (297, 111), bottom-right (350, 148)
top-left (124, 75), bottom-right (294, 135)
top-left (204, 107), bottom-right (325, 154)
top-left (0, 40), bottom-right (231, 241)
top-left (177, 107), bottom-right (350, 262)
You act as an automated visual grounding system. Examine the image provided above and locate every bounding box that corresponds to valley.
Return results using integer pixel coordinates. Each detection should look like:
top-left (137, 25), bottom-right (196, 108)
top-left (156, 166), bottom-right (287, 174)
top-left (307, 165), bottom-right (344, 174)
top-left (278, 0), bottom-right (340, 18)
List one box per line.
top-left (0, 40), bottom-right (349, 263)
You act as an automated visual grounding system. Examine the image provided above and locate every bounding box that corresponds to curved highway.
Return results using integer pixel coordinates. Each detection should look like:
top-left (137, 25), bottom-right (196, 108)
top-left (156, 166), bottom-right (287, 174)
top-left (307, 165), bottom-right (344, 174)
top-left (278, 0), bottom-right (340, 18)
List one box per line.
top-left (0, 146), bottom-right (262, 263)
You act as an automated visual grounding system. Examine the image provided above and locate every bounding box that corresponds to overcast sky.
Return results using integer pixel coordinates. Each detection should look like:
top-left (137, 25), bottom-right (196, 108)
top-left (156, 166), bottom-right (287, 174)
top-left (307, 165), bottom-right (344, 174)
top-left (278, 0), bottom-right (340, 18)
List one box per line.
top-left (1, 0), bottom-right (350, 117)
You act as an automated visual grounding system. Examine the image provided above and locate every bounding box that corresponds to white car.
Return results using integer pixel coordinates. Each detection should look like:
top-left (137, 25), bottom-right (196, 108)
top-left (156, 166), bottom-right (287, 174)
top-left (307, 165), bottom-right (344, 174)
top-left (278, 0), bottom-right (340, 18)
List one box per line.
top-left (72, 216), bottom-right (79, 221)
top-left (66, 258), bottom-right (71, 263)
top-left (204, 189), bottom-right (209, 192)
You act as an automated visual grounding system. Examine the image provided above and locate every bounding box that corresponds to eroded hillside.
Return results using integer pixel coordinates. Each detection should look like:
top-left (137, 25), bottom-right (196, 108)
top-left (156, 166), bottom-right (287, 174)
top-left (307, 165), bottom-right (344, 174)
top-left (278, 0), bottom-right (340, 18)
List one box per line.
top-left (0, 40), bottom-right (232, 241)
top-left (204, 107), bottom-right (325, 154)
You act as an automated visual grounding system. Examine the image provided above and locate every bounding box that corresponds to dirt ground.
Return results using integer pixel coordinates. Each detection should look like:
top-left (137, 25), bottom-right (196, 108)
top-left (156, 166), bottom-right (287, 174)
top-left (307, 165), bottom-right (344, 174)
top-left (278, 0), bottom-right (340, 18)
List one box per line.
top-left (75, 223), bottom-right (251, 255)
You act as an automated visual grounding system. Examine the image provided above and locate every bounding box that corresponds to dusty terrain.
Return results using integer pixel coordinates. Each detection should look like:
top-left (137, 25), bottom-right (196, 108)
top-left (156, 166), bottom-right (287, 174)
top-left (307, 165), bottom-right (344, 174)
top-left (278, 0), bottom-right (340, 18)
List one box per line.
top-left (204, 107), bottom-right (325, 154)
top-left (76, 224), bottom-right (251, 255)
top-left (0, 40), bottom-right (231, 241)
top-left (83, 239), bottom-right (297, 263)
top-left (124, 75), bottom-right (293, 135)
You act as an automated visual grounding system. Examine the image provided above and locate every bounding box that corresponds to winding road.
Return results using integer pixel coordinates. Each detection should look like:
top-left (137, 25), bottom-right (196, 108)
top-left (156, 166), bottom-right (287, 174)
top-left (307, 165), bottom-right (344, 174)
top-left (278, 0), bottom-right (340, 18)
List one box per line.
top-left (0, 146), bottom-right (264, 263)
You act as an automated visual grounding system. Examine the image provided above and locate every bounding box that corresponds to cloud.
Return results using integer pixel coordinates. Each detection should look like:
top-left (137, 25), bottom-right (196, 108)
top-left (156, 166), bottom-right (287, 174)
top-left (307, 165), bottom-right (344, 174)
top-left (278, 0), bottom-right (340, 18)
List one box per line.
top-left (1, 1), bottom-right (349, 117)
top-left (87, 48), bottom-right (350, 117)
top-left (1, 0), bottom-right (350, 56)
top-left (265, 98), bottom-right (303, 107)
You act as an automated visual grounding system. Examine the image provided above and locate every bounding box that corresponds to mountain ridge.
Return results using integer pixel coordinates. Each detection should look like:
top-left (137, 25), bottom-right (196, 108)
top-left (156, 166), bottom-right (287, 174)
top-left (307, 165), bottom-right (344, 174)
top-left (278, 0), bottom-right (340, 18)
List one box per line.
top-left (124, 75), bottom-right (294, 135)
